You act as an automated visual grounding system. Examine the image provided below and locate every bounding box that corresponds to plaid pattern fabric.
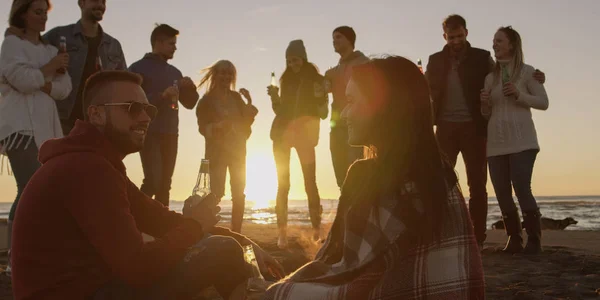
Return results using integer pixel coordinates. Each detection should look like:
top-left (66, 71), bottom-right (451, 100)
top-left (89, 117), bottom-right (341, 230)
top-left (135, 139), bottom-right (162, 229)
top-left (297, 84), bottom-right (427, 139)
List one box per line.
top-left (265, 171), bottom-right (485, 299)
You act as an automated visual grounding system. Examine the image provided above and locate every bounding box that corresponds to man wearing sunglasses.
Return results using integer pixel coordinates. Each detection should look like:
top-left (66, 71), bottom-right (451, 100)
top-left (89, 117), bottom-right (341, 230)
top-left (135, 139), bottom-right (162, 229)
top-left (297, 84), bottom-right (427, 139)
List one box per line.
top-left (11, 71), bottom-right (283, 300)
top-left (129, 24), bottom-right (199, 208)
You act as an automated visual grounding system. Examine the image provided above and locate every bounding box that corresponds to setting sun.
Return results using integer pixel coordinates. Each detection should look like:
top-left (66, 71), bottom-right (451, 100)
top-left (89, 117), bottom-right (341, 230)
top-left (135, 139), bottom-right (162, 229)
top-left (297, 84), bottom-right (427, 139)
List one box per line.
top-left (245, 151), bottom-right (278, 209)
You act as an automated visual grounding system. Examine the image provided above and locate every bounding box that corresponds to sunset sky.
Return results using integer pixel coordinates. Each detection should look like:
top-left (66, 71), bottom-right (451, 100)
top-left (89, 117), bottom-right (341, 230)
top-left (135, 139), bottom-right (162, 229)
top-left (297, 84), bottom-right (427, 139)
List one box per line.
top-left (0, 0), bottom-right (598, 205)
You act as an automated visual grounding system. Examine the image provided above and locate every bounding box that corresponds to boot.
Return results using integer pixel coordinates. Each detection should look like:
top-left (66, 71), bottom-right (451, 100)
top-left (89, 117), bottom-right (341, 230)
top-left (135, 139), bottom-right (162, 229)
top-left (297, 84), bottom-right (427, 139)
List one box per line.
top-left (501, 210), bottom-right (524, 253)
top-left (277, 227), bottom-right (288, 249)
top-left (6, 220), bottom-right (12, 276)
top-left (231, 197), bottom-right (245, 233)
top-left (523, 209), bottom-right (542, 255)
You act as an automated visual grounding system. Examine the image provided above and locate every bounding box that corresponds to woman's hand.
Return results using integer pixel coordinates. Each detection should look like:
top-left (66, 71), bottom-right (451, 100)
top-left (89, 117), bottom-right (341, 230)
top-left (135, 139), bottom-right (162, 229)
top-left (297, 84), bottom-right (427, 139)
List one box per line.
top-left (41, 53), bottom-right (69, 77)
top-left (480, 89), bottom-right (490, 105)
top-left (267, 85), bottom-right (279, 98)
top-left (41, 82), bottom-right (52, 95)
top-left (252, 243), bottom-right (285, 280)
top-left (502, 82), bottom-right (520, 99)
top-left (239, 88), bottom-right (252, 105)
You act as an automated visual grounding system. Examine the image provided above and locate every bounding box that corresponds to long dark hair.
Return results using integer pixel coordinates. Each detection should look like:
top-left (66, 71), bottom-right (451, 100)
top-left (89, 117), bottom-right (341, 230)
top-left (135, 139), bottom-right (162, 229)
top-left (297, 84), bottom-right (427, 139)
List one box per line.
top-left (351, 56), bottom-right (457, 240)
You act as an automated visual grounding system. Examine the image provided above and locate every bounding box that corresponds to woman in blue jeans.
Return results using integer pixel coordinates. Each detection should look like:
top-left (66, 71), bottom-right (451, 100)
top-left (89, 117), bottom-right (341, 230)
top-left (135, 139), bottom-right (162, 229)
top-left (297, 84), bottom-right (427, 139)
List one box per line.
top-left (481, 26), bottom-right (549, 254)
top-left (0, 0), bottom-right (72, 271)
top-left (267, 40), bottom-right (327, 248)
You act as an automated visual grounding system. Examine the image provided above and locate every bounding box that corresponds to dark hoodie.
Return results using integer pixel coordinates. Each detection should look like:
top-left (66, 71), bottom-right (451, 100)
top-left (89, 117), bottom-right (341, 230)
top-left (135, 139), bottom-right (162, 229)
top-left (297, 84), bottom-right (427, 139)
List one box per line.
top-left (11, 120), bottom-right (248, 300)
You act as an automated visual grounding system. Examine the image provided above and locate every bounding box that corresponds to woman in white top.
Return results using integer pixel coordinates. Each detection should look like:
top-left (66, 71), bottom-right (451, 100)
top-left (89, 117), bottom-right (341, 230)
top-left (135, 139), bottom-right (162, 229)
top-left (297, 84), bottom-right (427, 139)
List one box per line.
top-left (480, 26), bottom-right (549, 255)
top-left (0, 0), bottom-right (71, 252)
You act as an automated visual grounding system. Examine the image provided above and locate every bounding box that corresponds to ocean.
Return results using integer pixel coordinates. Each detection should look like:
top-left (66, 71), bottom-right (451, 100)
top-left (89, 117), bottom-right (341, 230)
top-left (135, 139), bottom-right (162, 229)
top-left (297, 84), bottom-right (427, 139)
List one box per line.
top-left (1, 196), bottom-right (598, 230)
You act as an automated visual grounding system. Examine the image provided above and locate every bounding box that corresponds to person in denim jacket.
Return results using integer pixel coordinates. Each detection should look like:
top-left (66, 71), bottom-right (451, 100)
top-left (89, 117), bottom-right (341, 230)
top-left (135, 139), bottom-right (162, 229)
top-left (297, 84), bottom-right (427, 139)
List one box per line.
top-left (42, 0), bottom-right (126, 135)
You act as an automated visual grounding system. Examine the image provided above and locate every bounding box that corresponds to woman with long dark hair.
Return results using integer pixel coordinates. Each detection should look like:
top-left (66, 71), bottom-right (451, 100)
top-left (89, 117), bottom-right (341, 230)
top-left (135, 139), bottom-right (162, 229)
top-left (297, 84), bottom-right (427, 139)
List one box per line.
top-left (196, 60), bottom-right (258, 233)
top-left (0, 0), bottom-right (71, 273)
top-left (267, 40), bottom-right (327, 248)
top-left (481, 26), bottom-right (549, 254)
top-left (264, 56), bottom-right (484, 299)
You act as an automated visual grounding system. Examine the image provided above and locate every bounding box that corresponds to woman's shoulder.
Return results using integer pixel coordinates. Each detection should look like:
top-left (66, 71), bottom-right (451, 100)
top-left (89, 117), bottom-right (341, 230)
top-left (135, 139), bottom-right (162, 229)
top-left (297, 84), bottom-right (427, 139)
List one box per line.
top-left (519, 64), bottom-right (536, 78)
top-left (1, 35), bottom-right (24, 49)
top-left (345, 158), bottom-right (374, 183)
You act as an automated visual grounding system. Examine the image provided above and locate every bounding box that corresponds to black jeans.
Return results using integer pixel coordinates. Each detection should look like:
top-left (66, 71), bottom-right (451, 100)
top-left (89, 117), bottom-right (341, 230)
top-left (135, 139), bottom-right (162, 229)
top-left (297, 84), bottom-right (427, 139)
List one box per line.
top-left (91, 236), bottom-right (250, 300)
top-left (329, 126), bottom-right (363, 189)
top-left (2, 134), bottom-right (41, 221)
top-left (273, 141), bottom-right (321, 229)
top-left (210, 148), bottom-right (247, 233)
top-left (488, 149), bottom-right (539, 214)
top-left (436, 121), bottom-right (488, 243)
top-left (140, 133), bottom-right (178, 207)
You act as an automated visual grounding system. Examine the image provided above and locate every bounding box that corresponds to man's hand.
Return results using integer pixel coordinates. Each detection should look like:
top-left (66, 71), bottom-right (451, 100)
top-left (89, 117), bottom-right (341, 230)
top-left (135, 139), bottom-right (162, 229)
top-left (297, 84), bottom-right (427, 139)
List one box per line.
top-left (162, 86), bottom-right (179, 102)
top-left (182, 193), bottom-right (221, 231)
top-left (179, 76), bottom-right (195, 89)
top-left (252, 243), bottom-right (285, 280)
top-left (533, 69), bottom-right (545, 84)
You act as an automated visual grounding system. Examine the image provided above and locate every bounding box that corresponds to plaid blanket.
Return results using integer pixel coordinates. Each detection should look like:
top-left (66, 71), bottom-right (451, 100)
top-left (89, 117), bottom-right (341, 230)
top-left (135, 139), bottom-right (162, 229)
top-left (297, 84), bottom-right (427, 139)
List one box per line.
top-left (264, 161), bottom-right (485, 300)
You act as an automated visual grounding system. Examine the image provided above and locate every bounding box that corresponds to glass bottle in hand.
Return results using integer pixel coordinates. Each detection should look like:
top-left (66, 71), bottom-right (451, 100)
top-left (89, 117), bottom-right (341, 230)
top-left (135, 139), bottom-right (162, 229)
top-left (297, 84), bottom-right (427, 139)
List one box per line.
top-left (171, 80), bottom-right (179, 110)
top-left (191, 159), bottom-right (210, 206)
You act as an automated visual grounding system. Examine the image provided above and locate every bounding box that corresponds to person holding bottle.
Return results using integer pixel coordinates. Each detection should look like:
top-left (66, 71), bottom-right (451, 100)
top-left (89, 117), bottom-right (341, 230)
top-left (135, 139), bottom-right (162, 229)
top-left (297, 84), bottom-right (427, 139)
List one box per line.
top-left (196, 60), bottom-right (258, 233)
top-left (480, 26), bottom-right (549, 255)
top-left (0, 0), bottom-right (72, 274)
top-left (128, 24), bottom-right (199, 208)
top-left (267, 40), bottom-right (327, 248)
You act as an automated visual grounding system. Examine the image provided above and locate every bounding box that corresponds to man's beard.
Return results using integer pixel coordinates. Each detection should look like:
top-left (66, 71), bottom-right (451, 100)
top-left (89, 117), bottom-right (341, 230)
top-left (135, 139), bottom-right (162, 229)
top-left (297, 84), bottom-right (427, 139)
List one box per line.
top-left (85, 10), bottom-right (104, 22)
top-left (104, 121), bottom-right (143, 156)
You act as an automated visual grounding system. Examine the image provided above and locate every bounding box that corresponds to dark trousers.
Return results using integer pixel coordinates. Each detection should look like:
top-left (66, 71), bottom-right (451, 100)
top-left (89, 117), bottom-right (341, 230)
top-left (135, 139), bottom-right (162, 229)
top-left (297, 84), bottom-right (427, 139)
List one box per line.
top-left (210, 149), bottom-right (247, 233)
top-left (330, 126), bottom-right (363, 189)
top-left (91, 236), bottom-right (251, 300)
top-left (488, 149), bottom-right (539, 214)
top-left (436, 121), bottom-right (488, 243)
top-left (3, 134), bottom-right (41, 221)
top-left (140, 133), bottom-right (178, 207)
top-left (273, 141), bottom-right (321, 229)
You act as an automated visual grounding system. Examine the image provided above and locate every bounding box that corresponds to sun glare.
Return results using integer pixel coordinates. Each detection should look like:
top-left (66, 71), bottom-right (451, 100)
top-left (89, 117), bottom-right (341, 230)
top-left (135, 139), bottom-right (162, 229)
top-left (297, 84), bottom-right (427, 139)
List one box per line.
top-left (245, 152), bottom-right (277, 209)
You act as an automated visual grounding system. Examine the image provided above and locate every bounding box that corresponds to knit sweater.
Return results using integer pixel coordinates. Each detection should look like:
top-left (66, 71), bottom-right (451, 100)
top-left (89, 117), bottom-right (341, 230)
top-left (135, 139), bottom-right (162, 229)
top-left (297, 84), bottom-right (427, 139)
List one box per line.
top-left (482, 63), bottom-right (549, 157)
top-left (0, 34), bottom-right (72, 155)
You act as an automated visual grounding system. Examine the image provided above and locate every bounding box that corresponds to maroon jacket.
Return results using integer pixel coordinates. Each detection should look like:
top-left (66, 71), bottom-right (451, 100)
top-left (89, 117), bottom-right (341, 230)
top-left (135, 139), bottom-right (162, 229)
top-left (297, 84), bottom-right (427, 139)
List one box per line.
top-left (11, 120), bottom-right (247, 299)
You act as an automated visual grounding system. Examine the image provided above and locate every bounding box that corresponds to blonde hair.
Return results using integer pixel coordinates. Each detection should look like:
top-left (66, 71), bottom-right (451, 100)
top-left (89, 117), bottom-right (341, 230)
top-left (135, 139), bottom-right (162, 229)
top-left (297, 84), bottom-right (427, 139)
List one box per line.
top-left (492, 26), bottom-right (525, 85)
top-left (197, 60), bottom-right (237, 94)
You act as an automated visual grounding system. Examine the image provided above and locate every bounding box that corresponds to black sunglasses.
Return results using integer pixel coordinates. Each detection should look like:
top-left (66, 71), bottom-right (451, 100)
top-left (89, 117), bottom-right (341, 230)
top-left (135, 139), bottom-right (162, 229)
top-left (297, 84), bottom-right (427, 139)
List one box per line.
top-left (96, 102), bottom-right (158, 120)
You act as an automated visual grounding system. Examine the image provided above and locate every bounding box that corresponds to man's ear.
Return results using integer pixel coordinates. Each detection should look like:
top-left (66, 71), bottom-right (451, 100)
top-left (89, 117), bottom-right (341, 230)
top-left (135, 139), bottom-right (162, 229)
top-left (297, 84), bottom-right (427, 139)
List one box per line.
top-left (87, 105), bottom-right (106, 126)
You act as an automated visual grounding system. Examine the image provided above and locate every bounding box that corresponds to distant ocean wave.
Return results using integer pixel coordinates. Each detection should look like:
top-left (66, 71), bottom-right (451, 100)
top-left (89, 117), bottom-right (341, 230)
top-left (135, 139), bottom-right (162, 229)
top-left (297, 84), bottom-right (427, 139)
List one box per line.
top-left (1, 196), bottom-right (598, 230)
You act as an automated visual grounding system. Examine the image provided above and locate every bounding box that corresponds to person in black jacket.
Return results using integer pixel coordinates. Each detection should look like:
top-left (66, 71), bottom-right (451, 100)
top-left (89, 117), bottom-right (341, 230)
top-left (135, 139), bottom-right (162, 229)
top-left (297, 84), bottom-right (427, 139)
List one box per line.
top-left (267, 40), bottom-right (327, 248)
top-left (196, 60), bottom-right (258, 233)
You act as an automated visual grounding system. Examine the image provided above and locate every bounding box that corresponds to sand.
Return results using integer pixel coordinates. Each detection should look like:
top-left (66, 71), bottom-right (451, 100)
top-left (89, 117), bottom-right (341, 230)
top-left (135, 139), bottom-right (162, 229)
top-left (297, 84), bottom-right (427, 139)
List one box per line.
top-left (0, 223), bottom-right (598, 299)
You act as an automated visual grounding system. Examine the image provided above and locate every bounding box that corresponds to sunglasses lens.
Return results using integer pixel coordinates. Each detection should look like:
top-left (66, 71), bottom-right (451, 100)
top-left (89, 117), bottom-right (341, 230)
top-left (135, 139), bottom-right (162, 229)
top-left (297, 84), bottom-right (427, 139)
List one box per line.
top-left (146, 105), bottom-right (158, 120)
top-left (129, 102), bottom-right (157, 120)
